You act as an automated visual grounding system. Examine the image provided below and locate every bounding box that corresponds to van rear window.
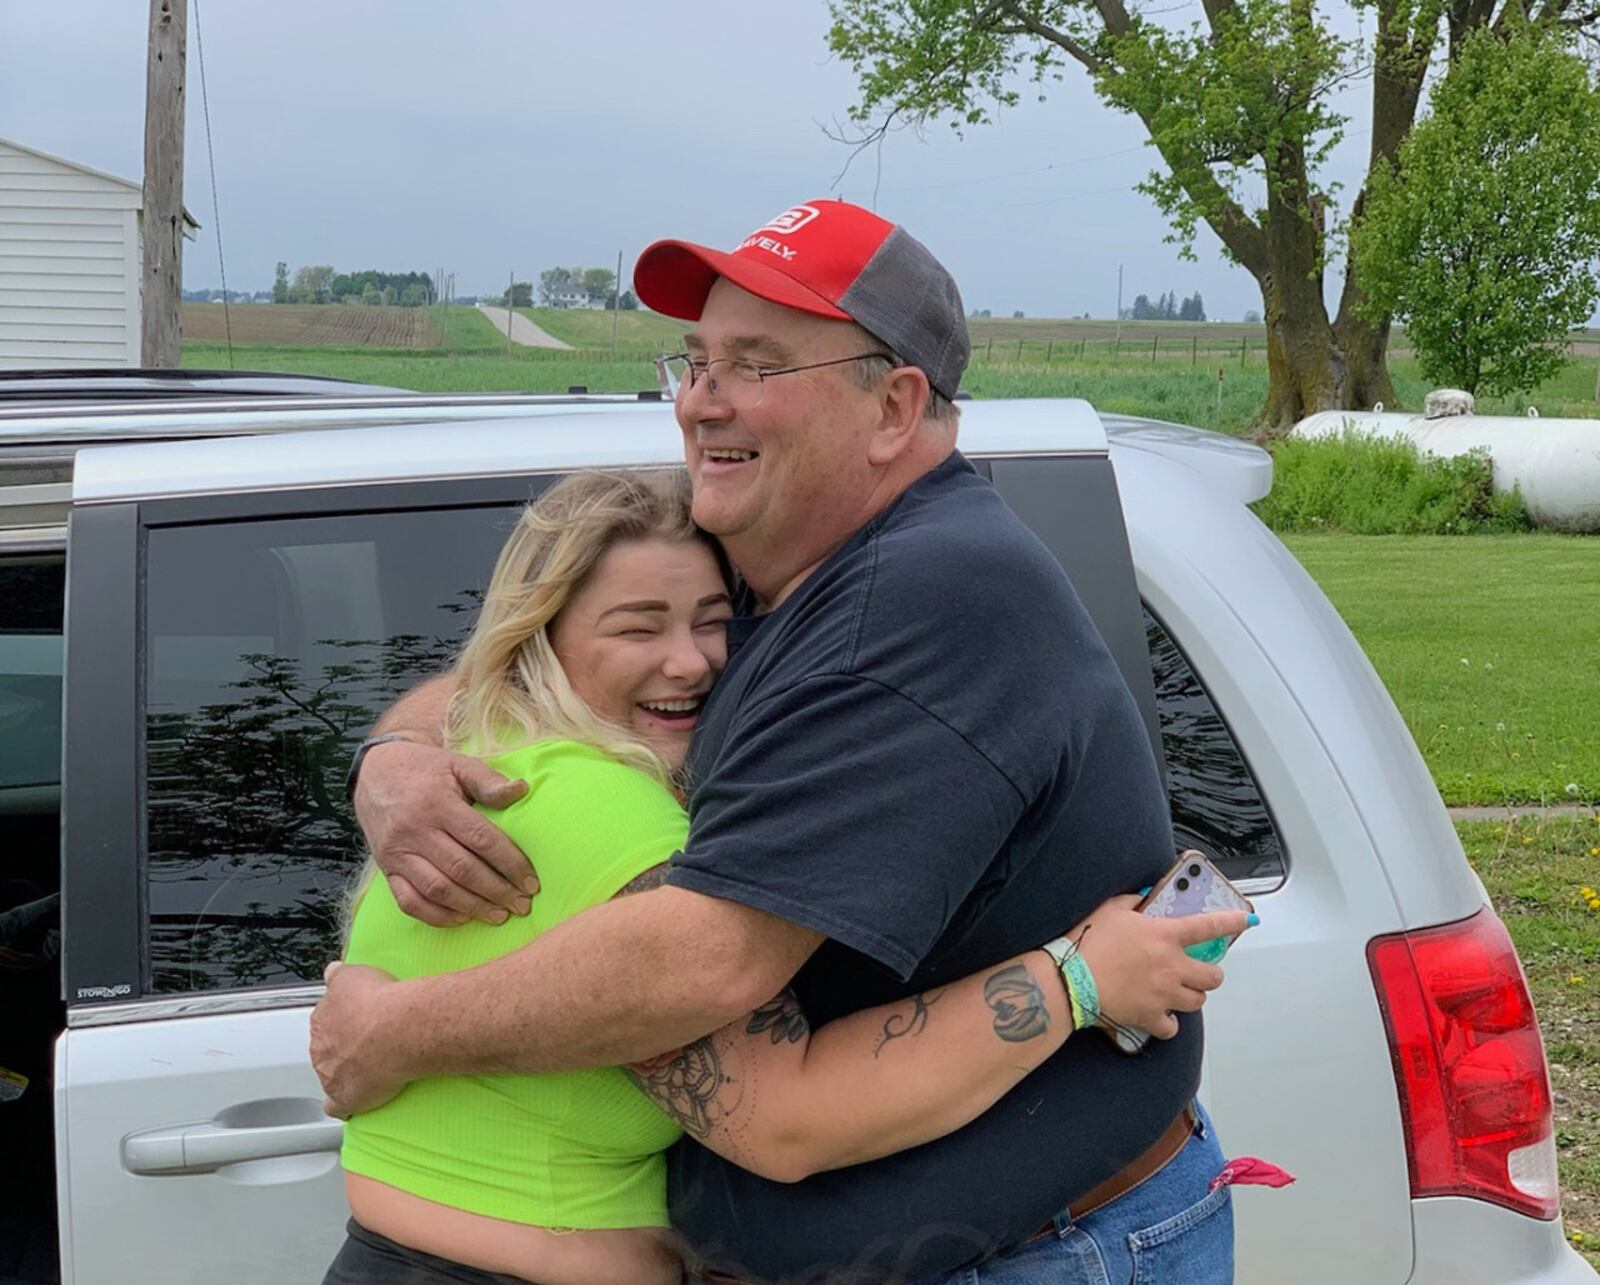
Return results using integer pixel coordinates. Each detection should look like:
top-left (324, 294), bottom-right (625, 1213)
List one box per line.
top-left (1144, 606), bottom-right (1286, 883)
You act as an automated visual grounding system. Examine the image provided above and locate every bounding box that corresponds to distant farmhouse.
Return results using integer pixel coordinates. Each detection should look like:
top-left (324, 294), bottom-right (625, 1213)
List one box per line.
top-left (548, 286), bottom-right (599, 310)
top-left (0, 137), bottom-right (198, 369)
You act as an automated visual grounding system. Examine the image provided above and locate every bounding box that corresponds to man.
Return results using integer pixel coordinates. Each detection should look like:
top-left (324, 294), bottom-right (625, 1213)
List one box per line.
top-left (313, 199), bottom-right (1234, 1282)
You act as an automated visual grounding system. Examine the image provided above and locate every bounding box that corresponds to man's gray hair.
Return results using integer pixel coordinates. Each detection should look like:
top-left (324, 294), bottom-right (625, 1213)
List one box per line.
top-left (845, 341), bottom-right (959, 424)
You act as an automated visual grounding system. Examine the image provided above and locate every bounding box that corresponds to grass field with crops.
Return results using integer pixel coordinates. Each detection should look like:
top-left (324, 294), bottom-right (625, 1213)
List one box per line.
top-left (1459, 815), bottom-right (1600, 1264)
top-left (182, 302), bottom-right (444, 348)
top-left (182, 307), bottom-right (1600, 434)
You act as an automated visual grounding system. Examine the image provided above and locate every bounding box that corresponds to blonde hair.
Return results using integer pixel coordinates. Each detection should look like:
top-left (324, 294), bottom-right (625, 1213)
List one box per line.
top-left (448, 467), bottom-right (723, 784)
top-left (343, 468), bottom-right (722, 937)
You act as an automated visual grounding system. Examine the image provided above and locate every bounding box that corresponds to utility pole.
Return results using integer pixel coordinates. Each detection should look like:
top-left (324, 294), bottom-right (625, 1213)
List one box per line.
top-left (610, 249), bottom-right (622, 361)
top-left (1114, 263), bottom-right (1123, 346)
top-left (141, 0), bottom-right (187, 368)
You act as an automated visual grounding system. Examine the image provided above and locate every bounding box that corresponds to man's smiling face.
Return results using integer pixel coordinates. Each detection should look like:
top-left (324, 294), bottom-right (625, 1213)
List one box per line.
top-left (676, 278), bottom-right (888, 600)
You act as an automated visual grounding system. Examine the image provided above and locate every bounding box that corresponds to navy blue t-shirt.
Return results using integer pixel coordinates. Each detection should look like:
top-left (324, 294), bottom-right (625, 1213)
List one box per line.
top-left (664, 452), bottom-right (1196, 1283)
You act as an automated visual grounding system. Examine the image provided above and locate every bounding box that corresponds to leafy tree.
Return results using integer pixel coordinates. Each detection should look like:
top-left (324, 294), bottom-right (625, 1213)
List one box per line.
top-left (538, 267), bottom-right (575, 305)
top-left (400, 282), bottom-right (428, 307)
top-left (618, 290), bottom-right (639, 310)
top-left (1352, 25), bottom-right (1600, 398)
top-left (290, 264), bottom-right (335, 305)
top-left (582, 266), bottom-right (618, 305)
top-left (1244, 309), bottom-right (1263, 324)
top-left (1131, 292), bottom-right (1154, 320)
top-left (272, 261), bottom-right (289, 305)
top-left (1180, 292), bottom-right (1207, 321)
top-left (827, 0), bottom-right (1599, 431)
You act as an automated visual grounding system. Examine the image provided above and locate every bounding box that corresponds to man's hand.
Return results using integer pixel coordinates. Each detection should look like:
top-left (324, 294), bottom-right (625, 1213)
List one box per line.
top-left (354, 739), bottom-right (533, 926)
top-left (311, 961), bottom-right (411, 1118)
top-left (1073, 895), bottom-right (1251, 1040)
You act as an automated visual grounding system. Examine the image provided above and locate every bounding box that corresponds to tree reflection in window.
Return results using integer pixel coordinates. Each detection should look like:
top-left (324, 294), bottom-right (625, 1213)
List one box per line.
top-left (143, 504), bottom-right (521, 994)
top-left (1144, 607), bottom-right (1286, 883)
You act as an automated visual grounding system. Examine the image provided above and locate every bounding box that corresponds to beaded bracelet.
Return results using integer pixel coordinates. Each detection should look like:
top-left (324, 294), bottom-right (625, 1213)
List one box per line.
top-left (1042, 933), bottom-right (1101, 1032)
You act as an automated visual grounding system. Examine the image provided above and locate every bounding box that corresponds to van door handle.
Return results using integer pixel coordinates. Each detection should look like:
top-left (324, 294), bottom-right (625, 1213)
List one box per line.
top-left (123, 1115), bottom-right (344, 1175)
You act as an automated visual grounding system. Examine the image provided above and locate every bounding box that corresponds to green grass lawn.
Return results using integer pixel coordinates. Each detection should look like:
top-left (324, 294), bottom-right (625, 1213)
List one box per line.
top-left (1284, 534), bottom-right (1600, 805)
top-left (1459, 815), bottom-right (1600, 1264)
top-left (184, 341), bottom-right (663, 394)
top-left (513, 306), bottom-right (687, 352)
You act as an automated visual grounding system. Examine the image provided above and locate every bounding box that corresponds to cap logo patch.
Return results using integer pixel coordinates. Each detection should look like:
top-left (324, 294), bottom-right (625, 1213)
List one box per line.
top-left (755, 205), bottom-right (820, 236)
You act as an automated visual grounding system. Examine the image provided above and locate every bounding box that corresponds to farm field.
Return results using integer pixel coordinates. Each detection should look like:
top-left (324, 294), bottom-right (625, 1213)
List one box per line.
top-left (182, 302), bottom-right (444, 347)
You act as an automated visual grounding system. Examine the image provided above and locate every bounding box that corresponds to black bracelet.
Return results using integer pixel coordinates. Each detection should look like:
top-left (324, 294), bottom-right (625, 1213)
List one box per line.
top-left (344, 733), bottom-right (418, 805)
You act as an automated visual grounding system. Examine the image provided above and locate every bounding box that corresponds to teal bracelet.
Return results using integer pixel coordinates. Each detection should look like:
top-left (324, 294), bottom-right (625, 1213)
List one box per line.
top-left (1042, 934), bottom-right (1102, 1031)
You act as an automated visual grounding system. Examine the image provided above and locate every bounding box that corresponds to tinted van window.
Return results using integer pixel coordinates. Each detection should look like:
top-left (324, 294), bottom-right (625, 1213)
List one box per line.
top-left (1144, 606), bottom-right (1285, 882)
top-left (144, 506), bottom-right (520, 992)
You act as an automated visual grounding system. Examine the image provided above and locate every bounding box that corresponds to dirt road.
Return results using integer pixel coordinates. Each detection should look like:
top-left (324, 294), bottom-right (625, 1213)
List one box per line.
top-left (476, 304), bottom-right (572, 349)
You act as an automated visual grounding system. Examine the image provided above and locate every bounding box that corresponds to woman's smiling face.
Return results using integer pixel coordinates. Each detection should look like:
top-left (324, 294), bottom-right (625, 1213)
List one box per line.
top-left (549, 537), bottom-right (732, 771)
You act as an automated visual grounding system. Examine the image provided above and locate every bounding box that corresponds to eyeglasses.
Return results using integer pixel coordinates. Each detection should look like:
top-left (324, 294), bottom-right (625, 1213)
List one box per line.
top-left (656, 351), bottom-right (895, 409)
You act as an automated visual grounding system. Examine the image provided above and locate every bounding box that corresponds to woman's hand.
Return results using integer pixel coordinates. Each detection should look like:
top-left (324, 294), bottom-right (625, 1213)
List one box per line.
top-left (1068, 895), bottom-right (1251, 1040)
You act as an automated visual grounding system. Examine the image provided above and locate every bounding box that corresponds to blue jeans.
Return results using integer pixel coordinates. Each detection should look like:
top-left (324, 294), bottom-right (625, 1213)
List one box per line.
top-left (924, 1104), bottom-right (1233, 1285)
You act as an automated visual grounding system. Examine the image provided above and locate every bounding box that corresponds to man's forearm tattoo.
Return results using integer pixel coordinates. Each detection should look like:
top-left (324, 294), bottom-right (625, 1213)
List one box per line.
top-left (873, 988), bottom-right (946, 1058)
top-left (747, 991), bottom-right (809, 1044)
top-left (627, 1038), bottom-right (741, 1140)
top-left (984, 964), bottom-right (1050, 1042)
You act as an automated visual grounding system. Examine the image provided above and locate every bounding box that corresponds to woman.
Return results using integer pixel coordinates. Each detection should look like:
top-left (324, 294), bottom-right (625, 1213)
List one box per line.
top-left (325, 469), bottom-right (1231, 1285)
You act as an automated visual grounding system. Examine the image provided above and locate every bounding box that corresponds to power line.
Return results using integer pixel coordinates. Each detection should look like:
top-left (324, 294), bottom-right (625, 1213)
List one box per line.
top-left (192, 0), bottom-right (232, 368)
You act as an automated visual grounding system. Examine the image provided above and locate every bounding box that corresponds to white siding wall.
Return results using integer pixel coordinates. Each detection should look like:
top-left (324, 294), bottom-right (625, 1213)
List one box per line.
top-left (0, 141), bottom-right (140, 369)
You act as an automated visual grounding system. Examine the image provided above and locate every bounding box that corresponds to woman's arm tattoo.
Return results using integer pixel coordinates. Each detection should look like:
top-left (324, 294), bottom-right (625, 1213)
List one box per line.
top-left (873, 988), bottom-right (946, 1058)
top-left (984, 963), bottom-right (1050, 1042)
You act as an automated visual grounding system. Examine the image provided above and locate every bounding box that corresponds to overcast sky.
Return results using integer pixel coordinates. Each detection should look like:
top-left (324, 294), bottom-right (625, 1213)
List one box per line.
top-left (2, 0), bottom-right (1388, 321)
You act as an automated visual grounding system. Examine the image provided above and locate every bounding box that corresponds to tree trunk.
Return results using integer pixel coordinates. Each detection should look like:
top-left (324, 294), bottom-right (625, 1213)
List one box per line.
top-left (1249, 144), bottom-right (1349, 434)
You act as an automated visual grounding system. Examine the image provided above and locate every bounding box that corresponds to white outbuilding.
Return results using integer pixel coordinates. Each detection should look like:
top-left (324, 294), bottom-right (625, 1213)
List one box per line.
top-left (0, 137), bottom-right (199, 370)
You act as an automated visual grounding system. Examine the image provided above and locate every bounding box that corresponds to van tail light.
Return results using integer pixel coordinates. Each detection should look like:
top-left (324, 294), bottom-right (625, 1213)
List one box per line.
top-left (1367, 908), bottom-right (1559, 1220)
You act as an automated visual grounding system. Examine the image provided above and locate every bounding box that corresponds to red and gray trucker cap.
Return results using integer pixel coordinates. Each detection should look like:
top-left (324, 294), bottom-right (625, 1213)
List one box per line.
top-left (633, 199), bottom-right (970, 401)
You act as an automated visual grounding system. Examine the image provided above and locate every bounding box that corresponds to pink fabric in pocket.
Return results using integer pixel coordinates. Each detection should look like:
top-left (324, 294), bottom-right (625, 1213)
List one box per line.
top-left (1210, 1157), bottom-right (1296, 1193)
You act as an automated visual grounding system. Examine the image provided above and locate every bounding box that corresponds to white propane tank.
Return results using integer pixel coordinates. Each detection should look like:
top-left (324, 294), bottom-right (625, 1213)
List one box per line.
top-left (1293, 391), bottom-right (1600, 532)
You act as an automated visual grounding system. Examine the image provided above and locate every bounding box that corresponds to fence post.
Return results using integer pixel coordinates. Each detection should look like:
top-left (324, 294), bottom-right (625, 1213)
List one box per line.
top-left (1151, 335), bottom-right (1158, 364)
top-left (1080, 338), bottom-right (1086, 357)
top-left (986, 337), bottom-right (993, 361)
top-left (1114, 336), bottom-right (1121, 359)
top-left (1192, 335), bottom-right (1198, 366)
top-left (1046, 340), bottom-right (1054, 363)
top-left (1217, 368), bottom-right (1224, 425)
top-left (1241, 335), bottom-right (1248, 368)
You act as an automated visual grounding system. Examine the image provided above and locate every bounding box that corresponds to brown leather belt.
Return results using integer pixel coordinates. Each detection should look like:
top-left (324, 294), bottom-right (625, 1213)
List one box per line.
top-left (1037, 1102), bottom-right (1198, 1232)
top-left (691, 1105), bottom-right (1198, 1283)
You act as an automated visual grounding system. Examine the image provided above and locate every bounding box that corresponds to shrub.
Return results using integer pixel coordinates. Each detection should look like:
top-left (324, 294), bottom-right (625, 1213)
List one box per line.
top-left (1251, 430), bottom-right (1532, 534)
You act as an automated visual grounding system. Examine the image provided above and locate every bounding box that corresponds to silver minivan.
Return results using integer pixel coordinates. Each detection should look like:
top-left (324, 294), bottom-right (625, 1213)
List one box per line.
top-left (1, 391), bottom-right (1592, 1283)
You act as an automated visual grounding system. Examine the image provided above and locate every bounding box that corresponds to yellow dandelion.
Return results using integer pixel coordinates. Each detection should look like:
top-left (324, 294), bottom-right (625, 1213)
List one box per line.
top-left (1592, 848), bottom-right (1599, 857)
top-left (1571, 975), bottom-right (1586, 986)
top-left (1522, 835), bottom-right (1533, 846)
top-left (1590, 899), bottom-right (1600, 911)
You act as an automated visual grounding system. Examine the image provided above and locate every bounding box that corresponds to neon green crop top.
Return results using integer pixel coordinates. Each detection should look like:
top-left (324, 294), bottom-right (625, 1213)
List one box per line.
top-left (340, 739), bottom-right (687, 1230)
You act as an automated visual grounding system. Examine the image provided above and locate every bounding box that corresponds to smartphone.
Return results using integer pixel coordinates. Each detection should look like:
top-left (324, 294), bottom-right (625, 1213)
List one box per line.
top-left (1107, 850), bottom-right (1254, 1054)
